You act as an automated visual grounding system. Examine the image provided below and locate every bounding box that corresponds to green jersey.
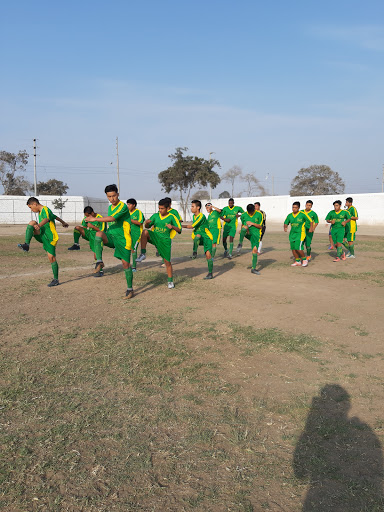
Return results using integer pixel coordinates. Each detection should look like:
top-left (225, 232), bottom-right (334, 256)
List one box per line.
top-left (241, 210), bottom-right (263, 235)
top-left (82, 214), bottom-right (105, 237)
top-left (107, 201), bottom-right (131, 242)
top-left (300, 209), bottom-right (319, 227)
top-left (284, 211), bottom-right (311, 240)
top-left (192, 212), bottom-right (213, 239)
top-left (325, 210), bottom-right (351, 232)
top-left (168, 208), bottom-right (182, 222)
top-left (148, 212), bottom-right (181, 239)
top-left (207, 210), bottom-right (222, 230)
top-left (221, 205), bottom-right (244, 228)
top-left (129, 208), bottom-right (145, 241)
top-left (39, 206), bottom-right (58, 245)
top-left (346, 206), bottom-right (358, 234)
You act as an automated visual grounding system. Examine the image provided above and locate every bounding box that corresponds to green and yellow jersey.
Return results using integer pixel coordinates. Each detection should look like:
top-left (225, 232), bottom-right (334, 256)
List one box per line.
top-left (300, 209), bottom-right (319, 229)
top-left (325, 210), bottom-right (351, 232)
top-left (241, 210), bottom-right (263, 235)
top-left (39, 206), bottom-right (59, 246)
top-left (345, 206), bottom-right (358, 234)
top-left (107, 201), bottom-right (131, 248)
top-left (82, 214), bottom-right (105, 236)
top-left (191, 212), bottom-right (213, 240)
top-left (167, 207), bottom-right (182, 237)
top-left (129, 208), bottom-right (145, 242)
top-left (221, 205), bottom-right (244, 229)
top-left (148, 212), bottom-right (181, 239)
top-left (207, 210), bottom-right (222, 231)
top-left (284, 211), bottom-right (311, 241)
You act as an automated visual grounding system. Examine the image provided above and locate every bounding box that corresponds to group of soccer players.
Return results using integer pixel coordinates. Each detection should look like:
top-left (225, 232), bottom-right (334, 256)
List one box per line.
top-left (17, 185), bottom-right (358, 297)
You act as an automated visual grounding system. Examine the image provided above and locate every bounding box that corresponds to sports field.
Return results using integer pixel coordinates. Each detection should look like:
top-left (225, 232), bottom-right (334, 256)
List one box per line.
top-left (1, 224), bottom-right (384, 511)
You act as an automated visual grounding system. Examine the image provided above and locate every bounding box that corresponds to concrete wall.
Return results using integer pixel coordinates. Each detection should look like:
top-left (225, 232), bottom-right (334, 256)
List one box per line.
top-left (1, 193), bottom-right (383, 226)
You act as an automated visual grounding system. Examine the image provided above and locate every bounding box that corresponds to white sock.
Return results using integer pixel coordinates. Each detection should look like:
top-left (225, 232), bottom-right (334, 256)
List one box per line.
top-left (258, 241), bottom-right (263, 251)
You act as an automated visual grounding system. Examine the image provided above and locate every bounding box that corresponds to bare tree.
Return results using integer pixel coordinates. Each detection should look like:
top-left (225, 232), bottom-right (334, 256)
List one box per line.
top-left (0, 150), bottom-right (31, 195)
top-left (221, 166), bottom-right (242, 196)
top-left (241, 173), bottom-right (267, 197)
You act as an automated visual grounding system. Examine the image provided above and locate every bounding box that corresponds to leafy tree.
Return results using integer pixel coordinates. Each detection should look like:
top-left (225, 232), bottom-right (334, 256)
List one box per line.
top-left (52, 197), bottom-right (68, 217)
top-left (241, 173), bottom-right (267, 197)
top-left (38, 179), bottom-right (69, 195)
top-left (158, 147), bottom-right (221, 220)
top-left (222, 165), bottom-right (242, 196)
top-left (290, 165), bottom-right (345, 196)
top-left (219, 190), bottom-right (231, 199)
top-left (0, 150), bottom-right (31, 195)
top-left (191, 189), bottom-right (210, 201)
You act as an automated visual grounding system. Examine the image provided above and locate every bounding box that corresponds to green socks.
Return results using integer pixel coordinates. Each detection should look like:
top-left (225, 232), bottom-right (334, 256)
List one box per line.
top-left (212, 246), bottom-right (217, 258)
top-left (74, 229), bottom-right (81, 244)
top-left (193, 238), bottom-right (199, 252)
top-left (25, 224), bottom-right (34, 244)
top-left (223, 240), bottom-right (227, 251)
top-left (239, 229), bottom-right (246, 244)
top-left (132, 250), bottom-right (137, 269)
top-left (307, 247), bottom-right (311, 257)
top-left (167, 276), bottom-right (173, 283)
top-left (252, 253), bottom-right (258, 269)
top-left (208, 258), bottom-right (213, 273)
top-left (349, 244), bottom-right (355, 255)
top-left (337, 245), bottom-right (342, 258)
top-left (229, 243), bottom-right (233, 255)
top-left (51, 261), bottom-right (59, 280)
top-left (94, 236), bottom-right (103, 261)
top-left (125, 267), bottom-right (133, 289)
top-left (141, 248), bottom-right (147, 254)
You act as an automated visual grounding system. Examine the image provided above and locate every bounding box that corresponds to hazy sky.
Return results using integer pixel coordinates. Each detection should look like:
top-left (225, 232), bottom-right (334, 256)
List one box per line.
top-left (1, 0), bottom-right (384, 198)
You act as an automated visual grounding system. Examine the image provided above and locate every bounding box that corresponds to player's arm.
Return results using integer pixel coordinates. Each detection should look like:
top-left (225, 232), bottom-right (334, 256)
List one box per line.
top-left (246, 221), bottom-right (262, 229)
top-left (350, 208), bottom-right (358, 220)
top-left (308, 221), bottom-right (314, 233)
top-left (54, 216), bottom-right (69, 228)
top-left (167, 216), bottom-right (182, 233)
top-left (130, 219), bottom-right (143, 226)
top-left (283, 215), bottom-right (290, 232)
top-left (325, 213), bottom-right (335, 224)
top-left (341, 214), bottom-right (351, 227)
top-left (211, 206), bottom-right (222, 213)
top-left (144, 219), bottom-right (153, 228)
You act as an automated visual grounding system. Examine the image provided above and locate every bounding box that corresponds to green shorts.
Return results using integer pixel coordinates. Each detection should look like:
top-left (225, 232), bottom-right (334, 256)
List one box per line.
top-left (82, 229), bottom-right (96, 253)
top-left (245, 231), bottom-right (260, 250)
top-left (345, 231), bottom-right (356, 243)
top-left (209, 228), bottom-right (221, 245)
top-left (331, 230), bottom-right (344, 245)
top-left (305, 231), bottom-right (314, 248)
top-left (290, 238), bottom-right (305, 251)
top-left (195, 234), bottom-right (213, 254)
top-left (34, 233), bottom-right (57, 256)
top-left (131, 236), bottom-right (140, 253)
top-left (105, 231), bottom-right (131, 262)
top-left (148, 231), bottom-right (172, 261)
top-left (223, 223), bottom-right (237, 238)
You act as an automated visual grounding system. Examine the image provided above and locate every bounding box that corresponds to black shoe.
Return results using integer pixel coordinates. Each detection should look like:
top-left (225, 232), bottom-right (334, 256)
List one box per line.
top-left (68, 244), bottom-right (80, 251)
top-left (125, 288), bottom-right (134, 299)
top-left (94, 271), bottom-right (104, 278)
top-left (204, 273), bottom-right (213, 280)
top-left (223, 250), bottom-right (228, 257)
top-left (190, 251), bottom-right (197, 259)
top-left (251, 269), bottom-right (260, 275)
top-left (47, 279), bottom-right (59, 287)
top-left (17, 243), bottom-right (29, 252)
top-left (94, 261), bottom-right (104, 273)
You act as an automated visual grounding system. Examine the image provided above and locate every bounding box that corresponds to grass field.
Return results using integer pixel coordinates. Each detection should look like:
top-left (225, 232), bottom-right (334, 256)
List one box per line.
top-left (1, 226), bottom-right (384, 511)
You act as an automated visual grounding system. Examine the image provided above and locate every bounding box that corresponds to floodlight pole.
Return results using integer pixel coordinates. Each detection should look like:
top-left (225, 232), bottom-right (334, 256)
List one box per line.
top-left (33, 139), bottom-right (37, 195)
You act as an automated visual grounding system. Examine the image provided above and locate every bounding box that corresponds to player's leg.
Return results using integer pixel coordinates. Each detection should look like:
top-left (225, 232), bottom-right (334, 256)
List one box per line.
top-left (18, 220), bottom-right (39, 251)
top-left (121, 254), bottom-right (133, 299)
top-left (328, 228), bottom-right (334, 250)
top-left (203, 237), bottom-right (213, 279)
top-left (222, 234), bottom-right (228, 256)
top-left (228, 235), bottom-right (235, 259)
top-left (237, 227), bottom-right (247, 253)
top-left (346, 233), bottom-right (356, 258)
top-left (94, 231), bottom-right (109, 273)
top-left (131, 239), bottom-right (139, 271)
top-left (68, 226), bottom-right (84, 250)
top-left (190, 234), bottom-right (200, 259)
top-left (136, 230), bottom-right (149, 262)
top-left (305, 231), bottom-right (313, 260)
top-left (258, 227), bottom-right (265, 254)
top-left (251, 245), bottom-right (260, 275)
top-left (163, 260), bottom-right (174, 288)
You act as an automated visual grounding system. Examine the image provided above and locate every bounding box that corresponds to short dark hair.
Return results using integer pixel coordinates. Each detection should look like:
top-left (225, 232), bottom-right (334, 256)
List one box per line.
top-left (26, 197), bottom-right (40, 205)
top-left (254, 201), bottom-right (260, 206)
top-left (162, 198), bottom-right (171, 208)
top-left (192, 199), bottom-right (202, 210)
top-left (164, 197), bottom-right (172, 203)
top-left (126, 198), bottom-right (137, 207)
top-left (84, 206), bottom-right (94, 214)
top-left (346, 197), bottom-right (353, 203)
top-left (104, 184), bottom-right (118, 194)
top-left (158, 198), bottom-right (168, 207)
top-left (292, 201), bottom-right (300, 208)
top-left (247, 203), bottom-right (255, 214)
top-left (333, 200), bottom-right (342, 206)
top-left (229, 198), bottom-right (234, 202)
top-left (205, 202), bottom-right (212, 207)
top-left (306, 200), bottom-right (313, 205)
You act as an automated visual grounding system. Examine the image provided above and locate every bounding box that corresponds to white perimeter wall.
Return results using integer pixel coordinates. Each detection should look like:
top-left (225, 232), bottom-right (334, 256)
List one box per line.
top-left (1, 193), bottom-right (383, 226)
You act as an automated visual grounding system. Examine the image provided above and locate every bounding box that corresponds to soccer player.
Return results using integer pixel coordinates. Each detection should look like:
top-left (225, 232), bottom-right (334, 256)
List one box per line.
top-left (162, 197), bottom-right (182, 266)
top-left (239, 203), bottom-right (263, 275)
top-left (68, 207), bottom-right (106, 272)
top-left (254, 202), bottom-right (266, 254)
top-left (136, 198), bottom-right (181, 288)
top-left (214, 198), bottom-right (244, 259)
top-left (325, 200), bottom-right (351, 262)
top-left (284, 202), bottom-right (313, 267)
top-left (126, 199), bottom-right (144, 272)
top-left (17, 197), bottom-right (69, 287)
top-left (183, 200), bottom-right (214, 279)
top-left (91, 184), bottom-right (134, 298)
top-left (343, 197), bottom-right (358, 259)
top-left (300, 200), bottom-right (319, 262)
top-left (204, 203), bottom-right (222, 259)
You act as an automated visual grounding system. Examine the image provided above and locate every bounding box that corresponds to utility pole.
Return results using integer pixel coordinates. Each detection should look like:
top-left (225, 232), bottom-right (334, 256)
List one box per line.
top-left (33, 139), bottom-right (37, 195)
top-left (116, 136), bottom-right (120, 193)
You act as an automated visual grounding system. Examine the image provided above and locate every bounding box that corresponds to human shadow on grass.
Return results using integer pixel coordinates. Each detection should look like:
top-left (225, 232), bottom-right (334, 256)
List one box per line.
top-left (293, 384), bottom-right (384, 511)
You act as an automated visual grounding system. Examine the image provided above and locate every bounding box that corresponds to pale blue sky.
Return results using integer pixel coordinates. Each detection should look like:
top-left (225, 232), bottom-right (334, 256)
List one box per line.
top-left (1, 0), bottom-right (384, 198)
